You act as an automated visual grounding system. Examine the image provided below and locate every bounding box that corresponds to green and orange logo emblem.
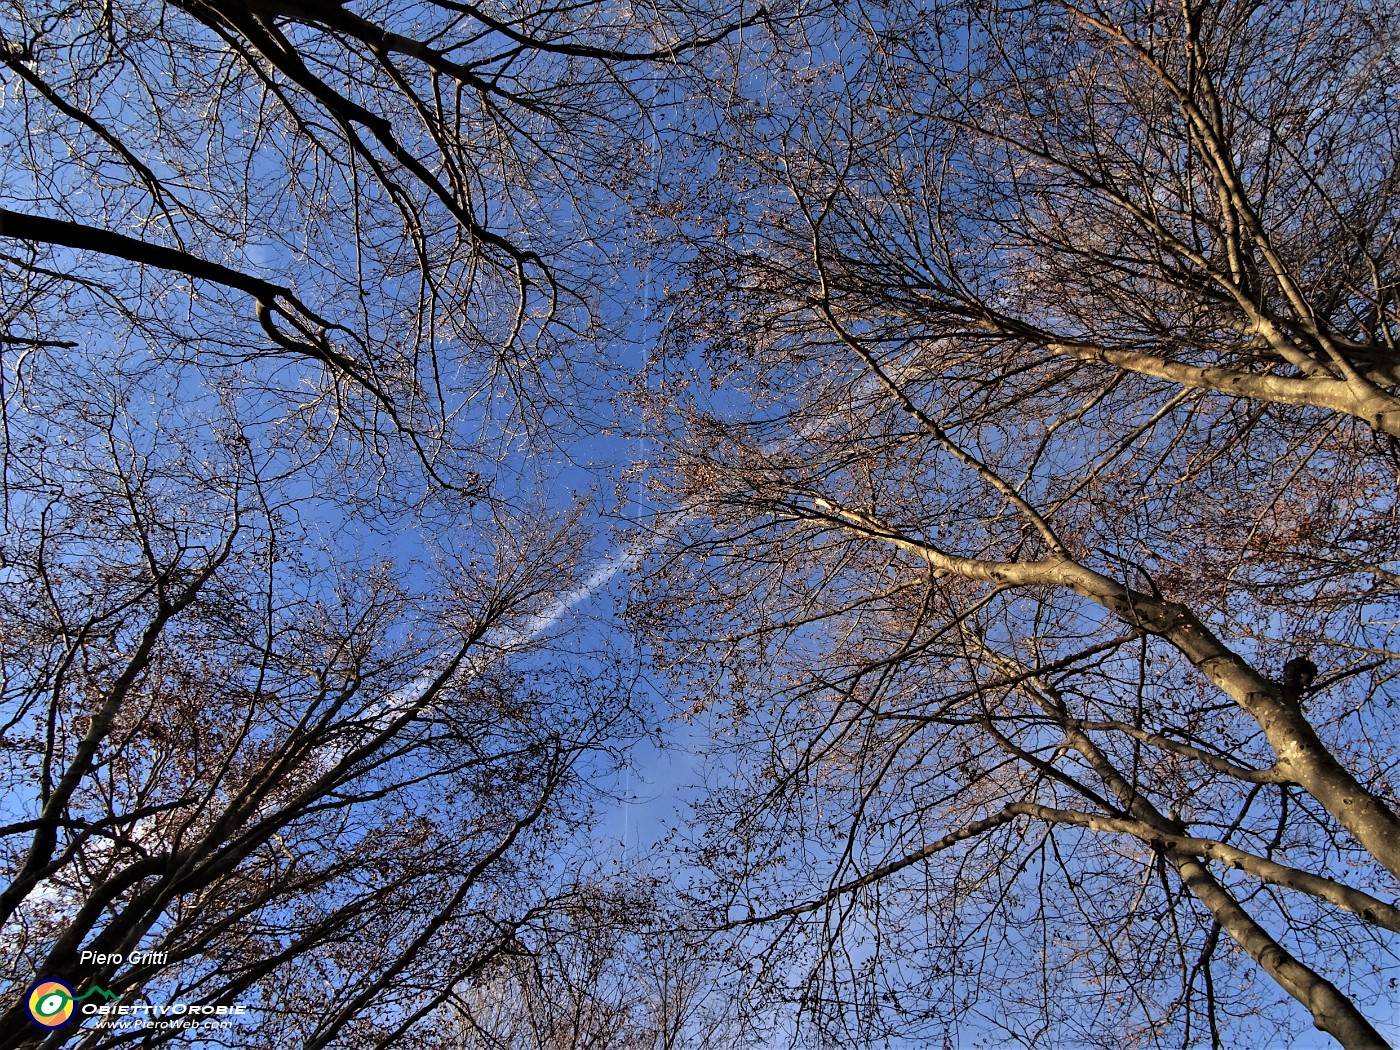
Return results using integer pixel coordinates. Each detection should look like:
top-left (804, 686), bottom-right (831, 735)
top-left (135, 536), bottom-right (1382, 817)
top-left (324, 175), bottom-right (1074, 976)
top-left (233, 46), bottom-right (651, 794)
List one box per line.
top-left (26, 979), bottom-right (76, 1028)
top-left (25, 979), bottom-right (119, 1028)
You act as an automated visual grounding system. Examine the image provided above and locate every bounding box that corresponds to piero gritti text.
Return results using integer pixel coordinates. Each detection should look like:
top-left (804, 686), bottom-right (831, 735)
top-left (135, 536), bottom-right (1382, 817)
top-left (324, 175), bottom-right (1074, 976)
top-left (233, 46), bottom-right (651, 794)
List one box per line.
top-left (78, 950), bottom-right (169, 966)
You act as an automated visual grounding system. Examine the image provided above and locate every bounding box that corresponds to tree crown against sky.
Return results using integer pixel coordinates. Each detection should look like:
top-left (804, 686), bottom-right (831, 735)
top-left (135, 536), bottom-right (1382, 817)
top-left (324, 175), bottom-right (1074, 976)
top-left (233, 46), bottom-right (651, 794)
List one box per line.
top-left (0, 0), bottom-right (767, 1045)
top-left (633, 0), bottom-right (1400, 1047)
top-left (3, 0), bottom-right (1399, 1047)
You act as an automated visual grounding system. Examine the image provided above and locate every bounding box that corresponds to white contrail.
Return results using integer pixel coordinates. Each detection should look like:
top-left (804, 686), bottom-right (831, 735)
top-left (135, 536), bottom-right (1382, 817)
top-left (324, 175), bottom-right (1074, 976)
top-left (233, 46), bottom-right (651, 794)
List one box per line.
top-left (320, 513), bottom-right (686, 767)
top-left (324, 358), bottom-right (867, 765)
top-left (506, 521), bottom-right (676, 642)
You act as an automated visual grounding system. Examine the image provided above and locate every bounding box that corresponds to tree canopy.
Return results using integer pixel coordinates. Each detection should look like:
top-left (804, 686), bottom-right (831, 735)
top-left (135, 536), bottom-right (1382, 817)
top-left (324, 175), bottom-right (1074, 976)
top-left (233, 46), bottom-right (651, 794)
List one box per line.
top-left (637, 0), bottom-right (1400, 1046)
top-left (2, 0), bottom-right (1398, 1047)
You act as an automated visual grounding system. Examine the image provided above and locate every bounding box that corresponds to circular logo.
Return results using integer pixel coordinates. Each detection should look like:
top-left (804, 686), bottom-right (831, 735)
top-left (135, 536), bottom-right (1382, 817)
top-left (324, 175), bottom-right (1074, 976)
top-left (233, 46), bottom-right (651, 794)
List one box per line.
top-left (27, 979), bottom-right (76, 1028)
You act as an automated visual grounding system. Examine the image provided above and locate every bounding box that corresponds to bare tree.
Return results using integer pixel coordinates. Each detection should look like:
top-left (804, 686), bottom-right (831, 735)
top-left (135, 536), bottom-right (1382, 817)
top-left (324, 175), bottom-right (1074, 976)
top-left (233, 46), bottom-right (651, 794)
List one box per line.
top-left (446, 878), bottom-right (743, 1050)
top-left (0, 0), bottom-right (765, 476)
top-left (0, 0), bottom-right (768, 1044)
top-left (638, 0), bottom-right (1400, 1046)
top-left (0, 348), bottom-right (644, 1046)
